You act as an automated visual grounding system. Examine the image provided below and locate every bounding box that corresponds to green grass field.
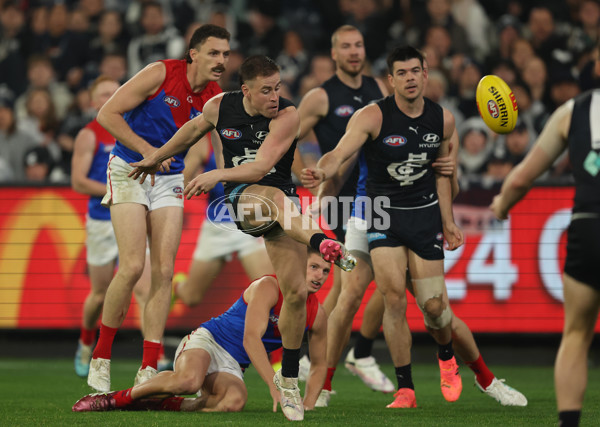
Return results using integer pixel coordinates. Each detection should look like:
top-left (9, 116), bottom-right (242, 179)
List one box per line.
top-left (1, 358), bottom-right (599, 426)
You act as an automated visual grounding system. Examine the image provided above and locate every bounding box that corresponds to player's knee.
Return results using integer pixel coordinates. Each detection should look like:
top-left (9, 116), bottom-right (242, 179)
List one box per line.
top-left (338, 290), bottom-right (362, 315)
top-left (173, 373), bottom-right (203, 396)
top-left (116, 260), bottom-right (145, 283)
top-left (413, 276), bottom-right (450, 329)
top-left (282, 284), bottom-right (308, 307)
top-left (153, 262), bottom-right (174, 284)
top-left (90, 292), bottom-right (105, 307)
top-left (381, 290), bottom-right (407, 314)
top-left (269, 190), bottom-right (286, 210)
top-left (423, 304), bottom-right (452, 329)
top-left (220, 393), bottom-right (246, 412)
top-left (422, 296), bottom-right (444, 318)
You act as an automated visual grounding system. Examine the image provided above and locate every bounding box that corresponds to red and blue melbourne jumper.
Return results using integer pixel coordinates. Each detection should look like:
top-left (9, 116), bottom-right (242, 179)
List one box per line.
top-left (111, 59), bottom-right (222, 174)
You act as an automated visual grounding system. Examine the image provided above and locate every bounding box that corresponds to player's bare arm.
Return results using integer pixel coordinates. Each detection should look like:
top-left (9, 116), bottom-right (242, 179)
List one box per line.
top-left (303, 303), bottom-right (327, 410)
top-left (210, 129), bottom-right (224, 169)
top-left (302, 104), bottom-right (381, 188)
top-left (436, 108), bottom-right (463, 250)
top-left (71, 128), bottom-right (108, 197)
top-left (432, 127), bottom-right (460, 199)
top-left (297, 87), bottom-right (329, 141)
top-left (306, 151), bottom-right (360, 216)
top-left (242, 277), bottom-right (282, 413)
top-left (490, 100), bottom-right (572, 220)
top-left (182, 134), bottom-right (211, 187)
top-left (97, 62), bottom-right (166, 158)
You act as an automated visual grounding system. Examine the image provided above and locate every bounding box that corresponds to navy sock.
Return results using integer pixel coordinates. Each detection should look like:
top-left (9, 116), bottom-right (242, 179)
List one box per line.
top-left (438, 340), bottom-right (454, 361)
top-left (309, 233), bottom-right (328, 252)
top-left (281, 347), bottom-right (301, 378)
top-left (353, 333), bottom-right (374, 359)
top-left (395, 364), bottom-right (414, 390)
top-left (558, 410), bottom-right (581, 427)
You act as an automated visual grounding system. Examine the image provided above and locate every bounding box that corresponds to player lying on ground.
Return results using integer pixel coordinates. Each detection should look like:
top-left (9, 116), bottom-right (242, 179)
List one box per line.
top-left (72, 248), bottom-right (329, 414)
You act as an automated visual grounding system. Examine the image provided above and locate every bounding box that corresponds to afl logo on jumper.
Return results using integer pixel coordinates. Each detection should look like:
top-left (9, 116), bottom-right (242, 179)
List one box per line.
top-left (335, 105), bottom-right (355, 117)
top-left (383, 135), bottom-right (407, 147)
top-left (487, 100), bottom-right (499, 118)
top-left (163, 95), bottom-right (180, 108)
top-left (221, 128), bottom-right (242, 140)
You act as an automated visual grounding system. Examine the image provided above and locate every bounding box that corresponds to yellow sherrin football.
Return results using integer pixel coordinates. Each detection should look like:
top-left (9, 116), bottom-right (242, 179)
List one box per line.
top-left (476, 75), bottom-right (519, 134)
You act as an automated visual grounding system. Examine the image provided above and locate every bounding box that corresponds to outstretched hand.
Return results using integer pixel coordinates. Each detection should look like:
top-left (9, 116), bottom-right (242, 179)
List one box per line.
top-left (432, 142), bottom-right (455, 177)
top-left (301, 167), bottom-right (325, 189)
top-left (443, 222), bottom-right (464, 251)
top-left (183, 169), bottom-right (221, 199)
top-left (270, 385), bottom-right (280, 413)
top-left (128, 157), bottom-right (173, 186)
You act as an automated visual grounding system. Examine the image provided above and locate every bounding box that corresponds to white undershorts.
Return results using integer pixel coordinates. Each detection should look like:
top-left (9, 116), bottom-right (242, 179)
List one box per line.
top-left (193, 220), bottom-right (265, 261)
top-left (174, 327), bottom-right (244, 384)
top-left (344, 216), bottom-right (369, 256)
top-left (85, 216), bottom-right (118, 266)
top-left (102, 155), bottom-right (184, 211)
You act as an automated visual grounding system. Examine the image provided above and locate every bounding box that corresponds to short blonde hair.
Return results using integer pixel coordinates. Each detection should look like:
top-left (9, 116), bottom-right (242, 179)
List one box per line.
top-left (331, 25), bottom-right (361, 48)
top-left (89, 75), bottom-right (118, 97)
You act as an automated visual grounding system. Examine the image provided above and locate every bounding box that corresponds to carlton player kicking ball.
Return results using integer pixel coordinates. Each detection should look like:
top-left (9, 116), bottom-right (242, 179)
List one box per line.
top-left (476, 75), bottom-right (519, 134)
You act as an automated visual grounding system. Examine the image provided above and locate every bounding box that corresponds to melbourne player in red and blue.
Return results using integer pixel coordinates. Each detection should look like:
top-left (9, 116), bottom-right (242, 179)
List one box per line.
top-left (72, 249), bottom-right (329, 416)
top-left (86, 25), bottom-right (231, 394)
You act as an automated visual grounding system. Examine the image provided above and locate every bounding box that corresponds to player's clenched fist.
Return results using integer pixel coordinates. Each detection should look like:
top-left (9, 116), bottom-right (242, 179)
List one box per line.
top-left (301, 167), bottom-right (326, 189)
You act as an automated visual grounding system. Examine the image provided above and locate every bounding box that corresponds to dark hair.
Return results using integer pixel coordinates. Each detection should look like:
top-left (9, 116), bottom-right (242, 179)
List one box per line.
top-left (307, 246), bottom-right (320, 258)
top-left (185, 24), bottom-right (231, 63)
top-left (386, 46), bottom-right (424, 74)
top-left (141, 1), bottom-right (162, 15)
top-left (239, 55), bottom-right (280, 85)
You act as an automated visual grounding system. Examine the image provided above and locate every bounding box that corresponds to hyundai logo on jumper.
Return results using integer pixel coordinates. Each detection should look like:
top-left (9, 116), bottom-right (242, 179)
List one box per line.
top-left (163, 95), bottom-right (180, 108)
top-left (383, 135), bottom-right (407, 147)
top-left (221, 128), bottom-right (242, 140)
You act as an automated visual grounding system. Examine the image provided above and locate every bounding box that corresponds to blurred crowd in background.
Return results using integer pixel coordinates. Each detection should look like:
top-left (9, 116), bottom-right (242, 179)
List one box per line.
top-left (0, 0), bottom-right (598, 188)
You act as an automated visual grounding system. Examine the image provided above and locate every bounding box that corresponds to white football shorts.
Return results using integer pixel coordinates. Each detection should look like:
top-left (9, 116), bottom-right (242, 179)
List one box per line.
top-left (344, 216), bottom-right (370, 256)
top-left (174, 327), bottom-right (244, 383)
top-left (193, 220), bottom-right (265, 261)
top-left (102, 155), bottom-right (184, 211)
top-left (85, 216), bottom-right (118, 266)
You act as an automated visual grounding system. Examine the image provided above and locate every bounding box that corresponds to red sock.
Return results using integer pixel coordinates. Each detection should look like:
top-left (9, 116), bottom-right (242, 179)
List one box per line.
top-left (142, 340), bottom-right (161, 370)
top-left (113, 388), bottom-right (134, 408)
top-left (91, 324), bottom-right (118, 360)
top-left (270, 348), bottom-right (283, 365)
top-left (323, 367), bottom-right (336, 391)
top-left (160, 396), bottom-right (185, 411)
top-left (466, 354), bottom-right (495, 389)
top-left (80, 327), bottom-right (97, 346)
top-left (158, 343), bottom-right (165, 360)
